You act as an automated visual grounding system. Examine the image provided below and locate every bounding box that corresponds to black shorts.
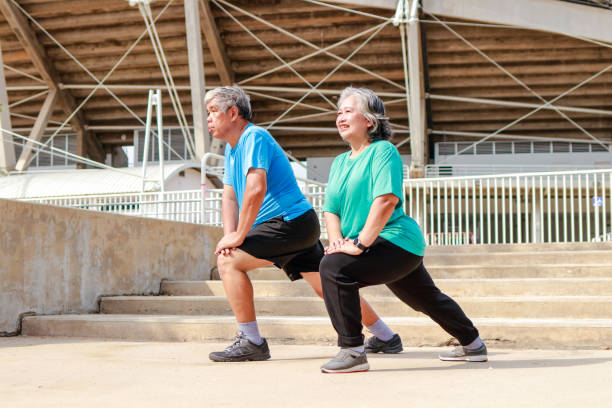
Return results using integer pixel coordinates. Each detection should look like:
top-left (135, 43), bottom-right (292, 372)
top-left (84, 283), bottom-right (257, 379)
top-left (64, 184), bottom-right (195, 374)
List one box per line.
top-left (238, 209), bottom-right (324, 281)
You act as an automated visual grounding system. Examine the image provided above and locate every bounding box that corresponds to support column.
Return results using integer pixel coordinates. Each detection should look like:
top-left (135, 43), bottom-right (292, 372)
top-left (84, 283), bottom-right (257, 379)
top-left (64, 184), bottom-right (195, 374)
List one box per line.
top-left (0, 41), bottom-right (16, 173)
top-left (184, 0), bottom-right (208, 160)
top-left (15, 89), bottom-right (57, 171)
top-left (407, 0), bottom-right (427, 179)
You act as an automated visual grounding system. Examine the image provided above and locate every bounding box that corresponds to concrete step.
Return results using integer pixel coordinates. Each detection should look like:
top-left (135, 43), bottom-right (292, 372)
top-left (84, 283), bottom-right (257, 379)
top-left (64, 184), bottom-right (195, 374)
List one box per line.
top-left (22, 314), bottom-right (612, 349)
top-left (246, 265), bottom-right (612, 280)
top-left (161, 278), bottom-right (612, 297)
top-left (424, 242), bottom-right (612, 254)
top-left (425, 251), bottom-right (612, 266)
top-left (100, 295), bottom-right (612, 319)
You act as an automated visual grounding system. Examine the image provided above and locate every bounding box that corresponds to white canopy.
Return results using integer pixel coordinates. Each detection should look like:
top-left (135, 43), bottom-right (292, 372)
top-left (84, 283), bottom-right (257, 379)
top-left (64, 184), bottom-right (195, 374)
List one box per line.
top-left (0, 163), bottom-right (201, 199)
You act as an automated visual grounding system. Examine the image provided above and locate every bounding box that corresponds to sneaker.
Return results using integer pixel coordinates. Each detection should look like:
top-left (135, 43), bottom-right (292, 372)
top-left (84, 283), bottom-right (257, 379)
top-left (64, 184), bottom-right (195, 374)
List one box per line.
top-left (209, 332), bottom-right (271, 362)
top-left (365, 333), bottom-right (403, 354)
top-left (321, 349), bottom-right (370, 373)
top-left (439, 344), bottom-right (488, 362)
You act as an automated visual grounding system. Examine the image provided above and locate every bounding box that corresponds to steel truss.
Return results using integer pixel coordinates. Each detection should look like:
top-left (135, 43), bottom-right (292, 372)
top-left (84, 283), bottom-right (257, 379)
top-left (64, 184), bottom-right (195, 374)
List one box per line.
top-left (1, 0), bottom-right (611, 175)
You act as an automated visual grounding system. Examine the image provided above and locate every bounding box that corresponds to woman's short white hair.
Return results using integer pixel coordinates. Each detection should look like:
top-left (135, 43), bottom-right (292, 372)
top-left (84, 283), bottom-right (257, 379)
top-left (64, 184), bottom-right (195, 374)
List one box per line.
top-left (338, 87), bottom-right (392, 142)
top-left (204, 85), bottom-right (253, 121)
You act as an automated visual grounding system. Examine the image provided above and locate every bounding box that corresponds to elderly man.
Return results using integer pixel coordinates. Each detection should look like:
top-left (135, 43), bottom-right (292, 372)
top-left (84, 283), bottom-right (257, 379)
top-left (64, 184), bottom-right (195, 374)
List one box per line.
top-left (206, 86), bottom-right (401, 362)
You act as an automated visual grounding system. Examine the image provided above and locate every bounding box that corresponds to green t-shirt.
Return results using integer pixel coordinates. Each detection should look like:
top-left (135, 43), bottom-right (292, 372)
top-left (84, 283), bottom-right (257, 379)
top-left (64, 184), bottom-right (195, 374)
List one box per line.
top-left (323, 140), bottom-right (426, 256)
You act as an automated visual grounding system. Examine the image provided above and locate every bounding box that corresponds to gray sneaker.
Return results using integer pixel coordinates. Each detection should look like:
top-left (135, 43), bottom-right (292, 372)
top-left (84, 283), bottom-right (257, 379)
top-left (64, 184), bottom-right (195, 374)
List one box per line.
top-left (439, 344), bottom-right (488, 362)
top-left (321, 349), bottom-right (370, 373)
top-left (209, 332), bottom-right (271, 362)
top-left (365, 334), bottom-right (403, 354)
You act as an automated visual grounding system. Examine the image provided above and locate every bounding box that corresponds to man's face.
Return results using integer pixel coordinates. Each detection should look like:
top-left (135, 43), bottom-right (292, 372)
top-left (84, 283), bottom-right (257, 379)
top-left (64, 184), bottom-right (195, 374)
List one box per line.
top-left (206, 100), bottom-right (235, 140)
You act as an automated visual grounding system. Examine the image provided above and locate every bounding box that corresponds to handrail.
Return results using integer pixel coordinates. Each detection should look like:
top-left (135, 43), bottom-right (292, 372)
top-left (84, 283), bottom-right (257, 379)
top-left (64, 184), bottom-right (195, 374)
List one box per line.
top-left (17, 166), bottom-right (612, 246)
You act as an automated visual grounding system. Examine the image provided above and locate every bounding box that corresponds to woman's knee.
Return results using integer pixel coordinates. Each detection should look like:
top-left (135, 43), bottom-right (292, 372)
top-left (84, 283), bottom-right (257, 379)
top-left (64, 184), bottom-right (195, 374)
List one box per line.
top-left (319, 254), bottom-right (341, 280)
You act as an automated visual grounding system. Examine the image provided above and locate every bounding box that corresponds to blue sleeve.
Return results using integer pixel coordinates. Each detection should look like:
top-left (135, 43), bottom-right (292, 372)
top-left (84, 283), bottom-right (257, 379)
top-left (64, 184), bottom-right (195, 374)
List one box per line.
top-left (372, 143), bottom-right (404, 200)
top-left (222, 144), bottom-right (232, 186)
top-left (243, 130), bottom-right (272, 175)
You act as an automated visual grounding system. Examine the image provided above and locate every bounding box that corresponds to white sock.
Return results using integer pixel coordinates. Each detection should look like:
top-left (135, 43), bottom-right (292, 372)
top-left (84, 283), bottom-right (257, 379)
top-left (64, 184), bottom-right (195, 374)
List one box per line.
top-left (366, 318), bottom-right (394, 342)
top-left (349, 346), bottom-right (365, 353)
top-left (464, 336), bottom-right (484, 350)
top-left (237, 321), bottom-right (263, 345)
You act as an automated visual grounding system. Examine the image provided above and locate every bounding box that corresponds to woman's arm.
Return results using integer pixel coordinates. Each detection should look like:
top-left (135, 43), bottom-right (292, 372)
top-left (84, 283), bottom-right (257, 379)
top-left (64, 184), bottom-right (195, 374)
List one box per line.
top-left (323, 211), bottom-right (345, 254)
top-left (356, 193), bottom-right (398, 247)
top-left (326, 193), bottom-right (398, 255)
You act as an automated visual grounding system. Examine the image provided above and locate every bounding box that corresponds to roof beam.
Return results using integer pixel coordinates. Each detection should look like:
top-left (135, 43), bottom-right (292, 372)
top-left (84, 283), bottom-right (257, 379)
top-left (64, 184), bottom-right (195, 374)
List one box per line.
top-left (0, 0), bottom-right (104, 163)
top-left (0, 40), bottom-right (16, 173)
top-left (323, 0), bottom-right (395, 9)
top-left (423, 0), bottom-right (612, 44)
top-left (186, 0), bottom-right (208, 159)
top-left (200, 0), bottom-right (234, 85)
top-left (15, 89), bottom-right (57, 171)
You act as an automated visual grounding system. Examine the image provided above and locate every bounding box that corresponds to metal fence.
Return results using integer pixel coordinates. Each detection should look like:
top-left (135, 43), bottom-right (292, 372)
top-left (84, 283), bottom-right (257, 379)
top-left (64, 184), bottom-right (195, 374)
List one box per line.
top-left (25, 190), bottom-right (207, 224)
top-left (23, 176), bottom-right (328, 234)
top-left (22, 168), bottom-right (612, 246)
top-left (405, 169), bottom-right (612, 245)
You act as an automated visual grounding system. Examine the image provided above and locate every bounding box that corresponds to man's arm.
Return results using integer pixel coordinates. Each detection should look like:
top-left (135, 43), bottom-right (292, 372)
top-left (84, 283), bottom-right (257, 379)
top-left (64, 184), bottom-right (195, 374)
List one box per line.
top-left (235, 168), bottom-right (267, 239)
top-left (222, 185), bottom-right (239, 235)
top-left (216, 168), bottom-right (267, 254)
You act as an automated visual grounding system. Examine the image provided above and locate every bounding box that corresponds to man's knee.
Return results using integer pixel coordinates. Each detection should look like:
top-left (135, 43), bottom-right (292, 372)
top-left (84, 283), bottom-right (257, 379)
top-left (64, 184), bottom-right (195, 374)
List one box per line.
top-left (216, 254), bottom-right (237, 280)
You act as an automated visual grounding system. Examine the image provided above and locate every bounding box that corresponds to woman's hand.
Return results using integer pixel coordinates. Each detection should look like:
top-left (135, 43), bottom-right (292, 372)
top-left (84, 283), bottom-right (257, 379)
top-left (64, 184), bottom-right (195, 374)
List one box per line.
top-left (325, 237), bottom-right (364, 256)
top-left (324, 237), bottom-right (348, 254)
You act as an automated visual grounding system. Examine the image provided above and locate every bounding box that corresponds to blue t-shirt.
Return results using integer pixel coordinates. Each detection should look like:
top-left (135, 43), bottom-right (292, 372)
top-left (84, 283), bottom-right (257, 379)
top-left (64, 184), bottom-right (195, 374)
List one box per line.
top-left (223, 124), bottom-right (313, 227)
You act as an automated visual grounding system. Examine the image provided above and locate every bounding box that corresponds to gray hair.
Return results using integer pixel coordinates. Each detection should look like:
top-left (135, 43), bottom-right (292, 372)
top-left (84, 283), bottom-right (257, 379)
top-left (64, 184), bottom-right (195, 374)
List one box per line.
top-left (204, 86), bottom-right (253, 121)
top-left (338, 87), bottom-right (392, 142)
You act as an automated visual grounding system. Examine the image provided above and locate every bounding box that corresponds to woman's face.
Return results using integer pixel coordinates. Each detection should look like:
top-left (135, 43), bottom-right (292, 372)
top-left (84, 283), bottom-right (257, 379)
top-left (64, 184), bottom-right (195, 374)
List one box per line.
top-left (336, 95), bottom-right (372, 143)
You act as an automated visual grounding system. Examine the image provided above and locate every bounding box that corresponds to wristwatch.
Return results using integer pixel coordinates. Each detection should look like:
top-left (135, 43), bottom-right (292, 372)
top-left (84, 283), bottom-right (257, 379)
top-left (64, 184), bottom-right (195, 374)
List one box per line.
top-left (353, 236), bottom-right (369, 252)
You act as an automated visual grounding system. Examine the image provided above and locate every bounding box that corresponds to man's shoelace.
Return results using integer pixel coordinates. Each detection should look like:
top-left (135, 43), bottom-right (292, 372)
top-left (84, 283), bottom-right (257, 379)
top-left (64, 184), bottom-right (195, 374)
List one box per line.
top-left (224, 332), bottom-right (247, 352)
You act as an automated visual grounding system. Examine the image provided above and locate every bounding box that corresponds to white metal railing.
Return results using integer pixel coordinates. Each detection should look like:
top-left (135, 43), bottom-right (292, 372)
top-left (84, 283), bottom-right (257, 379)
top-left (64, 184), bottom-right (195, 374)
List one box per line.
top-left (21, 166), bottom-right (612, 246)
top-left (24, 190), bottom-right (207, 224)
top-left (424, 164), bottom-right (609, 178)
top-left (22, 175), bottom-right (328, 235)
top-left (405, 168), bottom-right (612, 245)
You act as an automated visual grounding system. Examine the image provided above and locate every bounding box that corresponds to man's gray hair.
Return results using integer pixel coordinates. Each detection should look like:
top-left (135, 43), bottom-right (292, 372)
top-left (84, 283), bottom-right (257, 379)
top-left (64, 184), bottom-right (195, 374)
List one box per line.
top-left (204, 85), bottom-right (253, 121)
top-left (338, 87), bottom-right (392, 142)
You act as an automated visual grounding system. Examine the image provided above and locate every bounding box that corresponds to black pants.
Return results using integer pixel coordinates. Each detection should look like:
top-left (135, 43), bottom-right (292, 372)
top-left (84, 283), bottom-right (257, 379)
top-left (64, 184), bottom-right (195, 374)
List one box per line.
top-left (319, 238), bottom-right (480, 348)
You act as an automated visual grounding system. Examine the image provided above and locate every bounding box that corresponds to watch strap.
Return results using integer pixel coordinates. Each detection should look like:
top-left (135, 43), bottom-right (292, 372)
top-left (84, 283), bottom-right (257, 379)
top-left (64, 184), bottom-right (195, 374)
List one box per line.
top-left (353, 237), bottom-right (368, 251)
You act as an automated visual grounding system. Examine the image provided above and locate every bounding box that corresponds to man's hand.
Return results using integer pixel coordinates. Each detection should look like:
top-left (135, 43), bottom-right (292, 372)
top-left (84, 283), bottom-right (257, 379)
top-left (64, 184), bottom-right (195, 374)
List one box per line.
top-left (215, 231), bottom-right (245, 255)
top-left (324, 237), bottom-right (363, 256)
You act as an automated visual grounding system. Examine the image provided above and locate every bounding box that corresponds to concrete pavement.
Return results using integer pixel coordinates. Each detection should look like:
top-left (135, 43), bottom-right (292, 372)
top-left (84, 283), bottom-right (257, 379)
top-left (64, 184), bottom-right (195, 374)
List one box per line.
top-left (1, 336), bottom-right (611, 407)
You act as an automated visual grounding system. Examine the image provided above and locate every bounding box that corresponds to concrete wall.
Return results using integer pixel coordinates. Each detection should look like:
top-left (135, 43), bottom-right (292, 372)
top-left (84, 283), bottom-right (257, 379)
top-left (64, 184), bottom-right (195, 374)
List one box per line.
top-left (0, 198), bottom-right (223, 334)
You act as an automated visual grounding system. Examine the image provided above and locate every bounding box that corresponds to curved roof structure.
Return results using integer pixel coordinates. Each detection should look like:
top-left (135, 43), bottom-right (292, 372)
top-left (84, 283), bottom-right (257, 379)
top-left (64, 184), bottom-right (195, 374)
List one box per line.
top-left (0, 0), bottom-right (611, 172)
top-left (0, 162), bottom-right (199, 198)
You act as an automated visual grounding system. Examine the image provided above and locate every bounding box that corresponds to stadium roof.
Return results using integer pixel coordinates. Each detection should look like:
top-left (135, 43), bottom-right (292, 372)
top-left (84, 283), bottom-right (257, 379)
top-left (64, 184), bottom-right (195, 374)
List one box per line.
top-left (1, 0), bottom-right (611, 166)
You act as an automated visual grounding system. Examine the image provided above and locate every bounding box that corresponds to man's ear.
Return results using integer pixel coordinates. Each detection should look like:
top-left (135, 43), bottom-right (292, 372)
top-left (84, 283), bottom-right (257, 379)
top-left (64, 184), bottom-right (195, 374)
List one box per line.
top-left (229, 105), bottom-right (240, 121)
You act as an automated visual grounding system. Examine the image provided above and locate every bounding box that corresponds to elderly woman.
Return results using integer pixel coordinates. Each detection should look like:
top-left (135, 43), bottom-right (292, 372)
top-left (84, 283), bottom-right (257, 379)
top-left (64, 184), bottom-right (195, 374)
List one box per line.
top-left (319, 87), bottom-right (486, 373)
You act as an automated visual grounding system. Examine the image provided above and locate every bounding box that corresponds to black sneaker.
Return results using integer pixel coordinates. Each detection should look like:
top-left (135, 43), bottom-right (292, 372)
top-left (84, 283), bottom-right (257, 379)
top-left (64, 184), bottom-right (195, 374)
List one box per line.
top-left (209, 333), bottom-right (271, 362)
top-left (365, 333), bottom-right (403, 354)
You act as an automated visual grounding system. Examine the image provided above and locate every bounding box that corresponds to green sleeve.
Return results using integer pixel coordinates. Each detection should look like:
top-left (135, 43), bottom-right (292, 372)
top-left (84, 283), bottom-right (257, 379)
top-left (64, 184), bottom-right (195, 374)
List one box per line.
top-left (372, 143), bottom-right (404, 200)
top-left (322, 156), bottom-right (341, 215)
